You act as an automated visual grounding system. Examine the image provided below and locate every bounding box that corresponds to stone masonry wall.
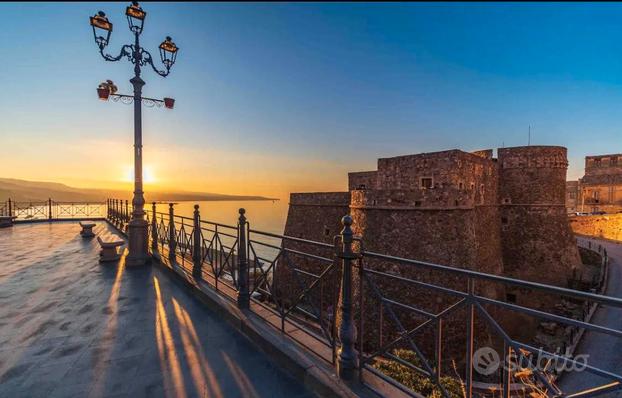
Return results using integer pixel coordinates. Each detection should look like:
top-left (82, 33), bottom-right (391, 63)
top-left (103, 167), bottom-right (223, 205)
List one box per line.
top-left (375, 150), bottom-right (498, 208)
top-left (280, 145), bottom-right (582, 368)
top-left (277, 192), bottom-right (350, 323)
top-left (348, 171), bottom-right (378, 190)
top-left (569, 214), bottom-right (622, 242)
top-left (498, 146), bottom-right (581, 311)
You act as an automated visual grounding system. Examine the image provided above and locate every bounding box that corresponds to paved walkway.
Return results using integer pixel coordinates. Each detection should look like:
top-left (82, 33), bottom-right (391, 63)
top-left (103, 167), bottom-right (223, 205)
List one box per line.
top-left (0, 221), bottom-right (313, 398)
top-left (558, 237), bottom-right (622, 398)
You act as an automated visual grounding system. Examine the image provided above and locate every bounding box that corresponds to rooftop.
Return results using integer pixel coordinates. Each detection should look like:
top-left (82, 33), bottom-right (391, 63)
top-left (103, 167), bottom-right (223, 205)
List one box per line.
top-left (0, 221), bottom-right (312, 398)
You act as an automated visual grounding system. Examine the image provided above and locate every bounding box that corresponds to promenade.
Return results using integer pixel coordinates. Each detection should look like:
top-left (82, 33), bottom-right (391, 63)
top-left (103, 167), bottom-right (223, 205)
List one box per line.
top-left (0, 221), bottom-right (313, 398)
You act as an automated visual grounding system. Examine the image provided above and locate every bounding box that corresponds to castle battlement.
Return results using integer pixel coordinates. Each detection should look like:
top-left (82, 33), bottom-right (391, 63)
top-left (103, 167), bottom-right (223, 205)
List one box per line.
top-left (285, 145), bottom-right (580, 295)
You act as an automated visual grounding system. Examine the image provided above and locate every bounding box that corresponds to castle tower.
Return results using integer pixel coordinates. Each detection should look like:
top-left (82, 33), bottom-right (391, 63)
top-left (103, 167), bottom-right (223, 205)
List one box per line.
top-left (498, 146), bottom-right (581, 294)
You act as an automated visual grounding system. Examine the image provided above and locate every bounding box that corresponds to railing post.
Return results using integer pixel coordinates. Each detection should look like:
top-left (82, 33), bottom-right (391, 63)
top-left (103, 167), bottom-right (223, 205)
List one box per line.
top-left (48, 198), bottom-right (52, 220)
top-left (151, 202), bottom-right (158, 254)
top-left (237, 208), bottom-right (250, 309)
top-left (168, 203), bottom-right (176, 262)
top-left (125, 200), bottom-right (129, 224)
top-left (192, 205), bottom-right (202, 277)
top-left (8, 198), bottom-right (12, 218)
top-left (336, 215), bottom-right (358, 380)
top-left (465, 278), bottom-right (475, 398)
top-left (114, 199), bottom-right (118, 223)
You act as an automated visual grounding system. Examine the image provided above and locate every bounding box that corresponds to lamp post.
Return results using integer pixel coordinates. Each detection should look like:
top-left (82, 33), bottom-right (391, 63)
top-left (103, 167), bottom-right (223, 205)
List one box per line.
top-left (90, 2), bottom-right (179, 266)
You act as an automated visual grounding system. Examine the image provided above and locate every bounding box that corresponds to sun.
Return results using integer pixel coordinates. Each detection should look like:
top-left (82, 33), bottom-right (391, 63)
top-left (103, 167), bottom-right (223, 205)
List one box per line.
top-left (123, 165), bottom-right (157, 184)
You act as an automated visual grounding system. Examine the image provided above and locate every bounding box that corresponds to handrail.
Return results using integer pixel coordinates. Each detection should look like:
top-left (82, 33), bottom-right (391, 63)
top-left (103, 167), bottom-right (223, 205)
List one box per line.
top-left (101, 199), bottom-right (622, 398)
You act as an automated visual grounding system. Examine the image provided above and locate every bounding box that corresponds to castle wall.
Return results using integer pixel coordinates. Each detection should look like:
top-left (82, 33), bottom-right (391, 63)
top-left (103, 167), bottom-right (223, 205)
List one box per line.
top-left (498, 146), bottom-right (581, 294)
top-left (278, 192), bottom-right (350, 318)
top-left (374, 150), bottom-right (498, 208)
top-left (350, 189), bottom-right (504, 364)
top-left (280, 145), bottom-right (583, 361)
top-left (283, 192), bottom-right (350, 243)
top-left (348, 171), bottom-right (377, 190)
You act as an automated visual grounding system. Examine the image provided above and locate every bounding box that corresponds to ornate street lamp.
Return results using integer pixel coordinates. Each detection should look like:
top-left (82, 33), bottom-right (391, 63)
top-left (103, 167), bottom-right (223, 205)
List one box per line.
top-left (89, 1), bottom-right (179, 266)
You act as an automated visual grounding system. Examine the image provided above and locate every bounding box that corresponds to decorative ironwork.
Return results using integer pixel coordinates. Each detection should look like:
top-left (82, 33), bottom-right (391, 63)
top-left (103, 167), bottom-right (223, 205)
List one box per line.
top-left (109, 93), bottom-right (168, 108)
top-left (7, 200), bottom-right (105, 220)
top-left (102, 203), bottom-right (622, 398)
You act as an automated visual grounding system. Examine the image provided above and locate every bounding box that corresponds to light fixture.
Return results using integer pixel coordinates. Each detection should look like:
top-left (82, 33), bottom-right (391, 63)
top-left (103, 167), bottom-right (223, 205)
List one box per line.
top-left (90, 11), bottom-right (113, 49)
top-left (159, 36), bottom-right (178, 69)
top-left (126, 1), bottom-right (146, 34)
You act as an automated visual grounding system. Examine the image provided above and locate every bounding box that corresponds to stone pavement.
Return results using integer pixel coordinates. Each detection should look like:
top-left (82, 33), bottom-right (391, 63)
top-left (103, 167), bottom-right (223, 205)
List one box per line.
top-left (0, 221), bottom-right (314, 398)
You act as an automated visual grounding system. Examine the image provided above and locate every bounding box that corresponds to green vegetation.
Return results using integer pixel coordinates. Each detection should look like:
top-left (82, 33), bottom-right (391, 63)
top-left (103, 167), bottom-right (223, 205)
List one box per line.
top-left (373, 349), bottom-right (464, 398)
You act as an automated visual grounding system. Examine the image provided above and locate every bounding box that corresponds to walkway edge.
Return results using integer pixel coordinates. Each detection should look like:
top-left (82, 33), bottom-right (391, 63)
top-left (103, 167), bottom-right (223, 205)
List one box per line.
top-left (151, 255), bottom-right (368, 398)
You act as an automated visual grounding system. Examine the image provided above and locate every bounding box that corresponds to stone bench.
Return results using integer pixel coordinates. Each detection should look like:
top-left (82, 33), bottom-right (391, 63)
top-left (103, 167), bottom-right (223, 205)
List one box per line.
top-left (0, 216), bottom-right (17, 228)
top-left (97, 234), bottom-right (125, 262)
top-left (79, 221), bottom-right (97, 238)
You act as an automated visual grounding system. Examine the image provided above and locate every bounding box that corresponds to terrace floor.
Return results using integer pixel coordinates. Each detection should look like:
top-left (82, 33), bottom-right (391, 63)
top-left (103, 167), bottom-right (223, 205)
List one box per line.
top-left (0, 221), bottom-right (314, 398)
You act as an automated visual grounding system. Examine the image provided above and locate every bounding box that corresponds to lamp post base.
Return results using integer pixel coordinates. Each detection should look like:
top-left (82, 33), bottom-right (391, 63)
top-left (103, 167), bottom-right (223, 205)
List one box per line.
top-left (126, 218), bottom-right (150, 266)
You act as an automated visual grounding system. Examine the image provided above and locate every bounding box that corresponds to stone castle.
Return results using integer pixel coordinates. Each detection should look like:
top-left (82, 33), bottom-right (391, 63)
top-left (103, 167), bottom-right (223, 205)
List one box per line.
top-left (566, 153), bottom-right (622, 214)
top-left (284, 145), bottom-right (581, 305)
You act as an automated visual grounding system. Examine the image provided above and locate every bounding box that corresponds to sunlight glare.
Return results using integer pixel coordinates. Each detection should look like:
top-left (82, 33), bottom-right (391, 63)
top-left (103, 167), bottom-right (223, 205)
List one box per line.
top-left (123, 164), bottom-right (157, 184)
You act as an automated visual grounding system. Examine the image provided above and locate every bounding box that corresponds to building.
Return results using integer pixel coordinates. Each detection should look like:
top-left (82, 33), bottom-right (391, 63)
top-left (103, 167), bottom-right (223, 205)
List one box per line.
top-left (566, 154), bottom-right (622, 214)
top-left (281, 146), bottom-right (582, 352)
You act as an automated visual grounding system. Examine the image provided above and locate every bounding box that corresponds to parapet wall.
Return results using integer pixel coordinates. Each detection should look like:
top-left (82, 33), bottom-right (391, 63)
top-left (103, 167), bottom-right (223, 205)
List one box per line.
top-left (348, 171), bottom-right (377, 190)
top-left (284, 192), bottom-right (350, 243)
top-left (569, 214), bottom-right (622, 242)
top-left (498, 146), bottom-right (568, 205)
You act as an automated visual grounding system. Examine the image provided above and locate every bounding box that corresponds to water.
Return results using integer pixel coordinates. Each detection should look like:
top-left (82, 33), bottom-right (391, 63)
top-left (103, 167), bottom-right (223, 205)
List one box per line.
top-left (153, 199), bottom-right (289, 235)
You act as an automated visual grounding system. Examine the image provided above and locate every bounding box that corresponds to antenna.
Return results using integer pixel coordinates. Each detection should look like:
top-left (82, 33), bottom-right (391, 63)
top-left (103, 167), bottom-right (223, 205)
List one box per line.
top-left (528, 125), bottom-right (531, 146)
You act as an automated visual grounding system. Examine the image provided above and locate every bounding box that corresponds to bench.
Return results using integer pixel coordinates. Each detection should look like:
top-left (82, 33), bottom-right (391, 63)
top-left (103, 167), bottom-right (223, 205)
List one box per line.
top-left (0, 216), bottom-right (17, 228)
top-left (79, 221), bottom-right (97, 238)
top-left (97, 234), bottom-right (125, 262)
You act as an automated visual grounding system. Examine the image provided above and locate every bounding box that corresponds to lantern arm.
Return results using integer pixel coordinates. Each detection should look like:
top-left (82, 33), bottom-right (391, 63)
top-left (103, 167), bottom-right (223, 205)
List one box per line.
top-left (141, 48), bottom-right (171, 77)
top-left (99, 44), bottom-right (133, 63)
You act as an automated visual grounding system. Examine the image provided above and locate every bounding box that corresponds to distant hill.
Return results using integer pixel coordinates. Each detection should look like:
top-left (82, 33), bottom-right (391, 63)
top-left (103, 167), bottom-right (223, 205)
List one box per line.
top-left (0, 178), bottom-right (277, 203)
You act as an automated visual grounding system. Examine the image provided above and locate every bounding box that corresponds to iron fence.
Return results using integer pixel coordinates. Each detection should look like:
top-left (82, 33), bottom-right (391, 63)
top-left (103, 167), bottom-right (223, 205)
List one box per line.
top-left (105, 200), bottom-right (622, 398)
top-left (2, 199), bottom-right (106, 220)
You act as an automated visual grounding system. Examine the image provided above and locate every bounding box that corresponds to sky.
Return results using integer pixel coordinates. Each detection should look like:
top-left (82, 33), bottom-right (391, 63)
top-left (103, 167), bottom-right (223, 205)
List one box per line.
top-left (1, 2), bottom-right (621, 199)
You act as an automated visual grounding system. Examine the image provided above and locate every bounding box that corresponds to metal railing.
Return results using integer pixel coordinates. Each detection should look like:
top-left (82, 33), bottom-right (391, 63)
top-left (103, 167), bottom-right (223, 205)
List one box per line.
top-left (106, 198), bottom-right (132, 231)
top-left (104, 200), bottom-right (622, 398)
top-left (2, 198), bottom-right (106, 220)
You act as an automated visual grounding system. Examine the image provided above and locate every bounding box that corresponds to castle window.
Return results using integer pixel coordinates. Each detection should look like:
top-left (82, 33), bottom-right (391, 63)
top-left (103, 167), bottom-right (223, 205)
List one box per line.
top-left (459, 182), bottom-right (464, 190)
top-left (454, 199), bottom-right (459, 207)
top-left (503, 198), bottom-right (511, 204)
top-left (415, 201), bottom-right (422, 207)
top-left (506, 293), bottom-right (517, 304)
top-left (501, 216), bottom-right (508, 224)
top-left (324, 227), bottom-right (331, 237)
top-left (420, 177), bottom-right (433, 189)
top-left (357, 184), bottom-right (366, 190)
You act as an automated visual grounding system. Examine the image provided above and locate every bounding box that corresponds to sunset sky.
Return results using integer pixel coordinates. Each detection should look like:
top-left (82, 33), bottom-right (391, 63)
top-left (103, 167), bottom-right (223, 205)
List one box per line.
top-left (1, 2), bottom-right (622, 199)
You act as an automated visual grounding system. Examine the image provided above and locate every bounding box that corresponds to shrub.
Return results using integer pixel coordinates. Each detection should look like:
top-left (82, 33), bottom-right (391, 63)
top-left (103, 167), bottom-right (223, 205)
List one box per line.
top-left (373, 349), bottom-right (464, 398)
